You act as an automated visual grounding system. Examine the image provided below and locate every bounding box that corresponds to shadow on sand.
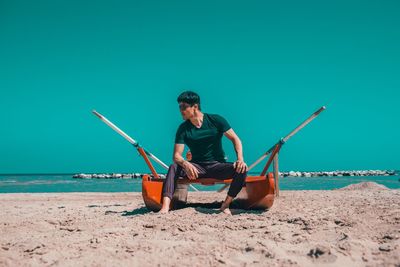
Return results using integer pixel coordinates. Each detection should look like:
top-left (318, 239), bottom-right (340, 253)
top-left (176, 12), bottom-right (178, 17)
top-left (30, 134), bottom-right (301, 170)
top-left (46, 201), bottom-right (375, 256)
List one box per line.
top-left (122, 207), bottom-right (149, 216)
top-left (122, 201), bottom-right (266, 216)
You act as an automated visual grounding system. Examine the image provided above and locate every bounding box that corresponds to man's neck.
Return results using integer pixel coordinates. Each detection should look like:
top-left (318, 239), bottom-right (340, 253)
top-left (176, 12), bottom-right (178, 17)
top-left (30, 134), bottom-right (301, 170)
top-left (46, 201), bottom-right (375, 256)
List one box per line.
top-left (189, 112), bottom-right (204, 128)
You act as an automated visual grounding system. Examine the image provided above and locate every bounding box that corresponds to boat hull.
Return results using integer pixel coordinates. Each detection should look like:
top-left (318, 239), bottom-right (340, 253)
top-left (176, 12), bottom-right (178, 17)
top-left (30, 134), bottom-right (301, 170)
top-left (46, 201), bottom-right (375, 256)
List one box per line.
top-left (142, 173), bottom-right (275, 212)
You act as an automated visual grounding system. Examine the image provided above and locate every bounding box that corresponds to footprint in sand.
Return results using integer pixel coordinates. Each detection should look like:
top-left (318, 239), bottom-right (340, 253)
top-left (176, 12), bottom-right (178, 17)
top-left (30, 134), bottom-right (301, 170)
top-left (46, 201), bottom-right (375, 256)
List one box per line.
top-left (307, 245), bottom-right (337, 263)
top-left (24, 244), bottom-right (47, 255)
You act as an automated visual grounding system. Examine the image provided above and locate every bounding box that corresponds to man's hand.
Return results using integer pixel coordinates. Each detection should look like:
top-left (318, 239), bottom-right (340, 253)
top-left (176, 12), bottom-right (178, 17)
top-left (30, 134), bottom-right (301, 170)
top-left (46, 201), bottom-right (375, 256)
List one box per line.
top-left (183, 161), bottom-right (199, 180)
top-left (233, 160), bottom-right (248, 173)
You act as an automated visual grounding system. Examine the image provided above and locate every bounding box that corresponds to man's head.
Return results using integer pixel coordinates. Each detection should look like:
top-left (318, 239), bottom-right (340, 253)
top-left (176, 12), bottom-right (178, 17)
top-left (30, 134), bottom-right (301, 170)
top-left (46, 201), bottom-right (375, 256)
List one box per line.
top-left (177, 91), bottom-right (201, 120)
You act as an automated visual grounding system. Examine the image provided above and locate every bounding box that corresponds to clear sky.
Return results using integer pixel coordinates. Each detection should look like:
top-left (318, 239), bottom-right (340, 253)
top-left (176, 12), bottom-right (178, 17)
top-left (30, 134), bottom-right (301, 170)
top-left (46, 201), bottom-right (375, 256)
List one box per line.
top-left (1, 0), bottom-right (399, 174)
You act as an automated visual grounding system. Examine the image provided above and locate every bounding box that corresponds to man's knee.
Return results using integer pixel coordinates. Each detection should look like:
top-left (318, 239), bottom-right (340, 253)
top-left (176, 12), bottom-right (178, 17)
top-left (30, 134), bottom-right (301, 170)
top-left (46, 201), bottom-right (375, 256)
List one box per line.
top-left (233, 170), bottom-right (247, 183)
top-left (239, 171), bottom-right (247, 178)
top-left (232, 166), bottom-right (247, 177)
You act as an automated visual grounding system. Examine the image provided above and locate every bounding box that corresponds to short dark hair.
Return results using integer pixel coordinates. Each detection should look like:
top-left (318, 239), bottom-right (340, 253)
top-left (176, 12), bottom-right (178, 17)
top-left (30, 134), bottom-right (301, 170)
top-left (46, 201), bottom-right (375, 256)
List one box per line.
top-left (177, 91), bottom-right (201, 110)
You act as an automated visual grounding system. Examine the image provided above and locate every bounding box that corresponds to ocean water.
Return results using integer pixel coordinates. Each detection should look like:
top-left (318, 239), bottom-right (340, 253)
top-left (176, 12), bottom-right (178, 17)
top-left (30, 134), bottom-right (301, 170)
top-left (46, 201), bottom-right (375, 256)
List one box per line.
top-left (0, 174), bottom-right (399, 193)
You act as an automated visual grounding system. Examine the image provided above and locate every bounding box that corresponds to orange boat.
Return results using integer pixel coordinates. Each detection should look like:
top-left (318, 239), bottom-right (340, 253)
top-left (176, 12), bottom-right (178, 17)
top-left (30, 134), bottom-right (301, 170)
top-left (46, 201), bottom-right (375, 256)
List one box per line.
top-left (142, 173), bottom-right (276, 211)
top-left (139, 123), bottom-right (284, 212)
top-left (93, 106), bottom-right (325, 212)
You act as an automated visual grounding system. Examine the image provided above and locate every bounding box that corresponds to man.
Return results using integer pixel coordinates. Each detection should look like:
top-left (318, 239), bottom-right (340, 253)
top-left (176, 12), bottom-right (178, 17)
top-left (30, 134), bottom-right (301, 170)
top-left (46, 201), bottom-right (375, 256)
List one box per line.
top-left (160, 91), bottom-right (248, 215)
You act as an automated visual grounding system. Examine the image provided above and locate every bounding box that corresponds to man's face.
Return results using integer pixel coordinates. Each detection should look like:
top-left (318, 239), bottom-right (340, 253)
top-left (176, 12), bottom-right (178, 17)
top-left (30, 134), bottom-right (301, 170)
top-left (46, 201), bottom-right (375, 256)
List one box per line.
top-left (179, 102), bottom-right (196, 120)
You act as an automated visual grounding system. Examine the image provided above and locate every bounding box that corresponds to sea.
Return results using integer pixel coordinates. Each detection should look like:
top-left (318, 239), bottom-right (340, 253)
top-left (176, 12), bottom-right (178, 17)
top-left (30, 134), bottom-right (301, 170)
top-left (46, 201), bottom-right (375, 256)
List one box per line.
top-left (0, 173), bottom-right (399, 193)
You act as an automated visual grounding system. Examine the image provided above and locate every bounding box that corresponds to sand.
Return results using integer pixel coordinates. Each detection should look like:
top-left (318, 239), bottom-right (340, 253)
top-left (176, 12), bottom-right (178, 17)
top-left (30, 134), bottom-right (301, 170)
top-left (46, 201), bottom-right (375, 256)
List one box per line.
top-left (0, 184), bottom-right (399, 266)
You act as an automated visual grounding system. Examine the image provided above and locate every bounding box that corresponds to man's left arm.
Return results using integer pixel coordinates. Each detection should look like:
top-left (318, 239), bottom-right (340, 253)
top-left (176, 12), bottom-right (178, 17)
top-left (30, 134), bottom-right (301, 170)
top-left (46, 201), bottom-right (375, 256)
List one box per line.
top-left (224, 129), bottom-right (248, 173)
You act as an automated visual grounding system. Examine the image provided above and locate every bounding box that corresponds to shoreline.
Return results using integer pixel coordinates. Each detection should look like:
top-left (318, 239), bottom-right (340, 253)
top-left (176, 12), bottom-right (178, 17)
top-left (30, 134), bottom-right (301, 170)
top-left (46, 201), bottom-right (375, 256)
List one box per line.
top-left (1, 186), bottom-right (399, 266)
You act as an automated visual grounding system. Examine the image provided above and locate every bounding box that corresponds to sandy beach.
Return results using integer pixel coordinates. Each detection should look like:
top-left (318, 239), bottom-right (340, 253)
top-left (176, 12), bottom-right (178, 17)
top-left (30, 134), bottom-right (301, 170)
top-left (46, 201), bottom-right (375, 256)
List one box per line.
top-left (0, 185), bottom-right (399, 267)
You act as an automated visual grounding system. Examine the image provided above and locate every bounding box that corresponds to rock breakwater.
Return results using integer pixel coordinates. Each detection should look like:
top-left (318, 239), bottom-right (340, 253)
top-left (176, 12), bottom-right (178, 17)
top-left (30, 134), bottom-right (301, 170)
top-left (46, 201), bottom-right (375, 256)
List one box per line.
top-left (281, 170), bottom-right (397, 177)
top-left (72, 170), bottom-right (397, 179)
top-left (72, 173), bottom-right (166, 179)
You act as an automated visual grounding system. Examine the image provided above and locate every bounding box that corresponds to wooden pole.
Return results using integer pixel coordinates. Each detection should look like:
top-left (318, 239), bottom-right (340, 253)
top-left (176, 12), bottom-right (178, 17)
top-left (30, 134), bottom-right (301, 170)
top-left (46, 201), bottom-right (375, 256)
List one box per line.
top-left (260, 144), bottom-right (282, 176)
top-left (273, 153), bottom-right (279, 197)
top-left (138, 147), bottom-right (159, 178)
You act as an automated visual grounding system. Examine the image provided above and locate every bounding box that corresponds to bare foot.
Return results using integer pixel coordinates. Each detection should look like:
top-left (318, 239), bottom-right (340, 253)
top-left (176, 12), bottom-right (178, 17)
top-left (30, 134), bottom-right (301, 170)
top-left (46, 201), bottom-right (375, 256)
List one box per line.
top-left (220, 207), bottom-right (232, 215)
top-left (220, 202), bottom-right (232, 215)
top-left (158, 208), bottom-right (169, 214)
top-left (159, 197), bottom-right (171, 214)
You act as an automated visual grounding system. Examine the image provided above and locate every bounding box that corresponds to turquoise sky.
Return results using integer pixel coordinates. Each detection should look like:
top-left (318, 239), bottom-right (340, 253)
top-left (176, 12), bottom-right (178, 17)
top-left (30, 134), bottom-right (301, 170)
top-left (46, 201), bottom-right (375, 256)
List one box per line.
top-left (1, 0), bottom-right (399, 174)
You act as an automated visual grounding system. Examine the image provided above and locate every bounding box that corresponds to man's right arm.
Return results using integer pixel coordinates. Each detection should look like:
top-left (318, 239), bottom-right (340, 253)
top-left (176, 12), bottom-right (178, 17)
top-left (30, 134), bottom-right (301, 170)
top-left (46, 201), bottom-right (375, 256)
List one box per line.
top-left (173, 144), bottom-right (186, 167)
top-left (173, 144), bottom-right (198, 180)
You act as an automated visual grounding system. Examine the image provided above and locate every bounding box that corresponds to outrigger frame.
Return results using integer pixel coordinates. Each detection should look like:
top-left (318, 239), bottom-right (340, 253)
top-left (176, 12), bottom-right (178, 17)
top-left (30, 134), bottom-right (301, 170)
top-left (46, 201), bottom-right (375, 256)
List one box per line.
top-left (217, 106), bottom-right (326, 196)
top-left (93, 106), bottom-right (325, 211)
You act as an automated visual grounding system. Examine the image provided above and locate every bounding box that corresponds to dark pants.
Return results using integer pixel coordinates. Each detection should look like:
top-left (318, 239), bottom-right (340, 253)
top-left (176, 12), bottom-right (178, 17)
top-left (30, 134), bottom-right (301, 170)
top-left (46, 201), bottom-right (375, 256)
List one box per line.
top-left (162, 161), bottom-right (247, 199)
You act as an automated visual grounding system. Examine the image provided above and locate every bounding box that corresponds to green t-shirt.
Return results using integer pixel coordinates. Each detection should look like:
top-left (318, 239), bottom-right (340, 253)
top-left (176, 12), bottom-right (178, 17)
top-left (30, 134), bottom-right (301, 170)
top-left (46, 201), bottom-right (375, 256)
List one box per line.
top-left (175, 113), bottom-right (231, 163)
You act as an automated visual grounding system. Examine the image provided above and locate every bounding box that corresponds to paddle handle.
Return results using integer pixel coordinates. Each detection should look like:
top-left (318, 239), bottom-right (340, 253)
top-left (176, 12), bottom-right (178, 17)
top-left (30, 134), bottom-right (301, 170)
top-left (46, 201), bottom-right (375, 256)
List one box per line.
top-left (282, 106), bottom-right (326, 143)
top-left (248, 106), bottom-right (326, 169)
top-left (93, 110), bottom-right (169, 169)
top-left (248, 154), bottom-right (267, 171)
top-left (93, 110), bottom-right (138, 146)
